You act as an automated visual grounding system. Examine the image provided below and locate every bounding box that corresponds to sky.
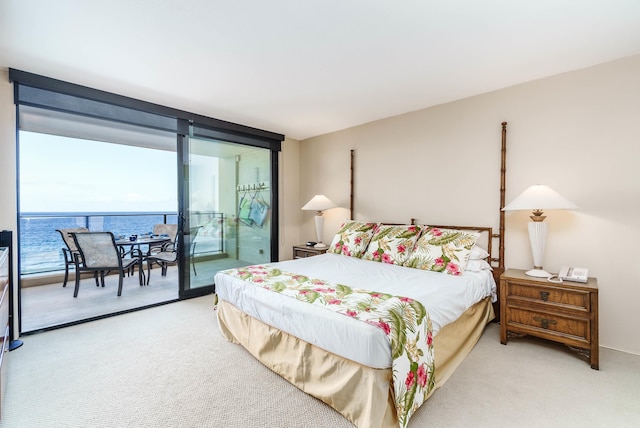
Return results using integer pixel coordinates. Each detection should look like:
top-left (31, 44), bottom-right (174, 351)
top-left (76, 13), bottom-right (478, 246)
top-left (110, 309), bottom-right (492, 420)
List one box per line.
top-left (19, 132), bottom-right (178, 213)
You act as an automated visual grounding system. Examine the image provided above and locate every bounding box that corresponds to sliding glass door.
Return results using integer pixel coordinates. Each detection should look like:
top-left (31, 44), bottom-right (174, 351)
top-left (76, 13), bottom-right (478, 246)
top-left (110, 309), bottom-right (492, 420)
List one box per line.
top-left (10, 69), bottom-right (282, 332)
top-left (179, 132), bottom-right (272, 298)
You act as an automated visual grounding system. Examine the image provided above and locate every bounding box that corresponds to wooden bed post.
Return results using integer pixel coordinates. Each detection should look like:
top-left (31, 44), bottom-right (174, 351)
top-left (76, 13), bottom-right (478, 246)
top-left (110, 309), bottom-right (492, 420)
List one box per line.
top-left (489, 121), bottom-right (507, 321)
top-left (498, 121), bottom-right (507, 277)
top-left (350, 149), bottom-right (355, 221)
top-left (490, 121), bottom-right (507, 279)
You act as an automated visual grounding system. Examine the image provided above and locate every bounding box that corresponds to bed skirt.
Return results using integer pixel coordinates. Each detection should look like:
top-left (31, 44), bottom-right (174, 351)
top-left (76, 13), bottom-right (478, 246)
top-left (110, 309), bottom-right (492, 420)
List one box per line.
top-left (216, 296), bottom-right (494, 428)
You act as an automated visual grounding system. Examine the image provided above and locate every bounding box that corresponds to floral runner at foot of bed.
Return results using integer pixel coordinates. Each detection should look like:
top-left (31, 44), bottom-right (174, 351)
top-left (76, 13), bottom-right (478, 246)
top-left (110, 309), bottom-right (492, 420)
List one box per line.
top-left (221, 264), bottom-right (436, 428)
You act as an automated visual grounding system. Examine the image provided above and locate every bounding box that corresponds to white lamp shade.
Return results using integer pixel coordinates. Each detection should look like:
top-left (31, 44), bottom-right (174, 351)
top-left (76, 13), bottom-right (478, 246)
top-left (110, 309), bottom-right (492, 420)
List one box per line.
top-left (302, 195), bottom-right (337, 212)
top-left (502, 185), bottom-right (578, 211)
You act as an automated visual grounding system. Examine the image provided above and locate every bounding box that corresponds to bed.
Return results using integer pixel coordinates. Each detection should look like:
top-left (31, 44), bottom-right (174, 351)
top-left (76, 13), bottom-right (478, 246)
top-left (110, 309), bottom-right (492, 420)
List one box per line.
top-left (214, 123), bottom-right (508, 428)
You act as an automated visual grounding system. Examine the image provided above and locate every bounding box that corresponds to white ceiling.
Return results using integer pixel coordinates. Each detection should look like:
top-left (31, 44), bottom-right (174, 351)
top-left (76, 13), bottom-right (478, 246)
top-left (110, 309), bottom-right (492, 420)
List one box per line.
top-left (2, 1), bottom-right (640, 141)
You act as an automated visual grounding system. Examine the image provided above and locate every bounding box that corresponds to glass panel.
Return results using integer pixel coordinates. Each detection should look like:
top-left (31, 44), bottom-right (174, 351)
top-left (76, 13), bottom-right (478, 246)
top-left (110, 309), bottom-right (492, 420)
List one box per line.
top-left (17, 115), bottom-right (179, 332)
top-left (182, 135), bottom-right (271, 293)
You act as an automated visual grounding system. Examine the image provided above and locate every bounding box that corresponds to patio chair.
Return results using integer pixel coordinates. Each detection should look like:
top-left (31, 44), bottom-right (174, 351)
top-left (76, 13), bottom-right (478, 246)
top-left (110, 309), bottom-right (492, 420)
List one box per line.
top-left (146, 223), bottom-right (177, 276)
top-left (145, 243), bottom-right (177, 285)
top-left (56, 227), bottom-right (89, 287)
top-left (70, 231), bottom-right (143, 297)
top-left (149, 223), bottom-right (178, 254)
top-left (145, 226), bottom-right (201, 284)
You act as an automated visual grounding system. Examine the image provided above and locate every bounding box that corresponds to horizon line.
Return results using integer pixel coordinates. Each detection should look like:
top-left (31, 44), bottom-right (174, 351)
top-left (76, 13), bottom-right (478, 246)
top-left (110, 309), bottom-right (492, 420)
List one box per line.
top-left (20, 211), bottom-right (180, 217)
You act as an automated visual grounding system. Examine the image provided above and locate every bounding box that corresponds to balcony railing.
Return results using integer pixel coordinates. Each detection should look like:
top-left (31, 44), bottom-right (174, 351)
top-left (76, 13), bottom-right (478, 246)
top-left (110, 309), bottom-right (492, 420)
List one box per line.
top-left (19, 211), bottom-right (224, 275)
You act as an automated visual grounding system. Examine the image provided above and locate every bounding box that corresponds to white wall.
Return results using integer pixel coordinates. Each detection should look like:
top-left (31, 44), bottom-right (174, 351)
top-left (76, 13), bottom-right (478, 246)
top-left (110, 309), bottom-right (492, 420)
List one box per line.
top-left (0, 69), bottom-right (18, 340)
top-left (299, 55), bottom-right (640, 356)
top-left (278, 138), bottom-right (302, 259)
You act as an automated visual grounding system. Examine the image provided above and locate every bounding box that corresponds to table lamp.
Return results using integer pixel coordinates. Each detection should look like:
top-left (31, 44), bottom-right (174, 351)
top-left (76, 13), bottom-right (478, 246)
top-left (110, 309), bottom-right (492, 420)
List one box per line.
top-left (302, 195), bottom-right (337, 248)
top-left (502, 184), bottom-right (577, 277)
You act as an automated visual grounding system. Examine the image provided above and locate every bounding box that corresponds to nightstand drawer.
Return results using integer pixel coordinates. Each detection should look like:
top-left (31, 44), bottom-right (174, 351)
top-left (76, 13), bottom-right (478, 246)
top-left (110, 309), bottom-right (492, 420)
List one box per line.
top-left (506, 306), bottom-right (590, 346)
top-left (293, 248), bottom-right (313, 258)
top-left (507, 283), bottom-right (590, 311)
top-left (292, 245), bottom-right (327, 259)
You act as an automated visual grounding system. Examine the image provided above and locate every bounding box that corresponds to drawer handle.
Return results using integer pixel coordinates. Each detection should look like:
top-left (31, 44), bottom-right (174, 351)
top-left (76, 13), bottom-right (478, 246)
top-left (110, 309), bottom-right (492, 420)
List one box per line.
top-left (533, 316), bottom-right (557, 329)
top-left (540, 291), bottom-right (550, 301)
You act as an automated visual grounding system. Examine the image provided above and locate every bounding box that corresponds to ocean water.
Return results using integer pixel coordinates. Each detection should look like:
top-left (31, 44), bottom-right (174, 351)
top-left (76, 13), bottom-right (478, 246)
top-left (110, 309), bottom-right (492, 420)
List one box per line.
top-left (20, 213), bottom-right (179, 274)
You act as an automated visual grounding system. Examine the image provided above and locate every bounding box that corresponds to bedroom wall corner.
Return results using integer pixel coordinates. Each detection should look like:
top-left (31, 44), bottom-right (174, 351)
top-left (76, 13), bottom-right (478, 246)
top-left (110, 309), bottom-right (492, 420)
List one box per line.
top-left (278, 137), bottom-right (302, 260)
top-left (0, 68), bottom-right (17, 236)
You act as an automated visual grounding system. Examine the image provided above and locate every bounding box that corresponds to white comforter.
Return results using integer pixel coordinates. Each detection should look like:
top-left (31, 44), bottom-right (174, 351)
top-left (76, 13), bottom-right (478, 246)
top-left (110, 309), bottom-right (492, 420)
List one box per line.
top-left (215, 253), bottom-right (496, 369)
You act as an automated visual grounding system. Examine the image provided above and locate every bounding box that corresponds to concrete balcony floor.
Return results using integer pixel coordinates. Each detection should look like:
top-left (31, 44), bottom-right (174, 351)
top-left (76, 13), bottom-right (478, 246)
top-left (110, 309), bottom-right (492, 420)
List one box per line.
top-left (21, 265), bottom-right (179, 332)
top-left (19, 257), bottom-right (246, 333)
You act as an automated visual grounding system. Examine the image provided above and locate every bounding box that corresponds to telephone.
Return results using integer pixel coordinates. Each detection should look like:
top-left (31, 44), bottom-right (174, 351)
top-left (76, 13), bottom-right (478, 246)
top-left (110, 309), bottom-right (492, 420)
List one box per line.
top-left (548, 266), bottom-right (589, 283)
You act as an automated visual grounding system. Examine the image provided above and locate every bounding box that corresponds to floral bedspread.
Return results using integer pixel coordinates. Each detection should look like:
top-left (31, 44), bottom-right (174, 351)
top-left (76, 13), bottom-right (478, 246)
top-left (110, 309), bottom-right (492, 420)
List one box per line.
top-left (221, 264), bottom-right (435, 428)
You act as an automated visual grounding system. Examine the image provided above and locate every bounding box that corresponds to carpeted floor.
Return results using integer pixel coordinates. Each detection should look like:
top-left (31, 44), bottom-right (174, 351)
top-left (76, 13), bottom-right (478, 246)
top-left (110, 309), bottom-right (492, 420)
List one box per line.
top-left (1, 296), bottom-right (639, 428)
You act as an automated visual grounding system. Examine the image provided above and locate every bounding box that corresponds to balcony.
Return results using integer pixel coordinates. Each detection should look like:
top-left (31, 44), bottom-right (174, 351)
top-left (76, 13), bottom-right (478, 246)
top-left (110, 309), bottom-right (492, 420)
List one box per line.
top-left (19, 211), bottom-right (228, 332)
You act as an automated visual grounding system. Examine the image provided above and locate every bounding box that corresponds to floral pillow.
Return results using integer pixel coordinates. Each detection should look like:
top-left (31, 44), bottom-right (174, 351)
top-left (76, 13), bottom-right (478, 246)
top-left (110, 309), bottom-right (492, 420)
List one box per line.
top-left (403, 227), bottom-right (480, 275)
top-left (362, 224), bottom-right (422, 265)
top-left (327, 221), bottom-right (379, 258)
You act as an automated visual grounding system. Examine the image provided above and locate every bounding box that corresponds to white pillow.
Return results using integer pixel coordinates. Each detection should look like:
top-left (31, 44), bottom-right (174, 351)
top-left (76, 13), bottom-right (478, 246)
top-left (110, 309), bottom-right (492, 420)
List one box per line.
top-left (469, 245), bottom-right (490, 260)
top-left (465, 259), bottom-right (493, 272)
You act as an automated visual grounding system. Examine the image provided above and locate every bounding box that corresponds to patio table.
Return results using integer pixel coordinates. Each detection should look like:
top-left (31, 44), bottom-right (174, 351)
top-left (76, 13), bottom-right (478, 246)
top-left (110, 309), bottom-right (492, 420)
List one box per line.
top-left (115, 236), bottom-right (171, 285)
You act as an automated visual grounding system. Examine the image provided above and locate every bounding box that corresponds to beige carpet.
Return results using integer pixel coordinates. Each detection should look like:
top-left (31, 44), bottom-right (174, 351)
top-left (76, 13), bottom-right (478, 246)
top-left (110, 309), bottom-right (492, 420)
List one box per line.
top-left (1, 296), bottom-right (639, 428)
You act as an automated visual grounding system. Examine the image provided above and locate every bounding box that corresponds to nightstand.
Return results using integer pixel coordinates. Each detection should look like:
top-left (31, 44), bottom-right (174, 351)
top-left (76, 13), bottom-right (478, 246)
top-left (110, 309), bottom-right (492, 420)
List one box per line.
top-left (500, 268), bottom-right (599, 369)
top-left (292, 244), bottom-right (328, 259)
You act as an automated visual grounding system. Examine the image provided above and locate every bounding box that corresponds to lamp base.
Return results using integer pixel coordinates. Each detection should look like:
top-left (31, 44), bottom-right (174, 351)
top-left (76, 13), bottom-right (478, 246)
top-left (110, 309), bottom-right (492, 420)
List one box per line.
top-left (525, 268), bottom-right (551, 278)
top-left (314, 242), bottom-right (327, 249)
